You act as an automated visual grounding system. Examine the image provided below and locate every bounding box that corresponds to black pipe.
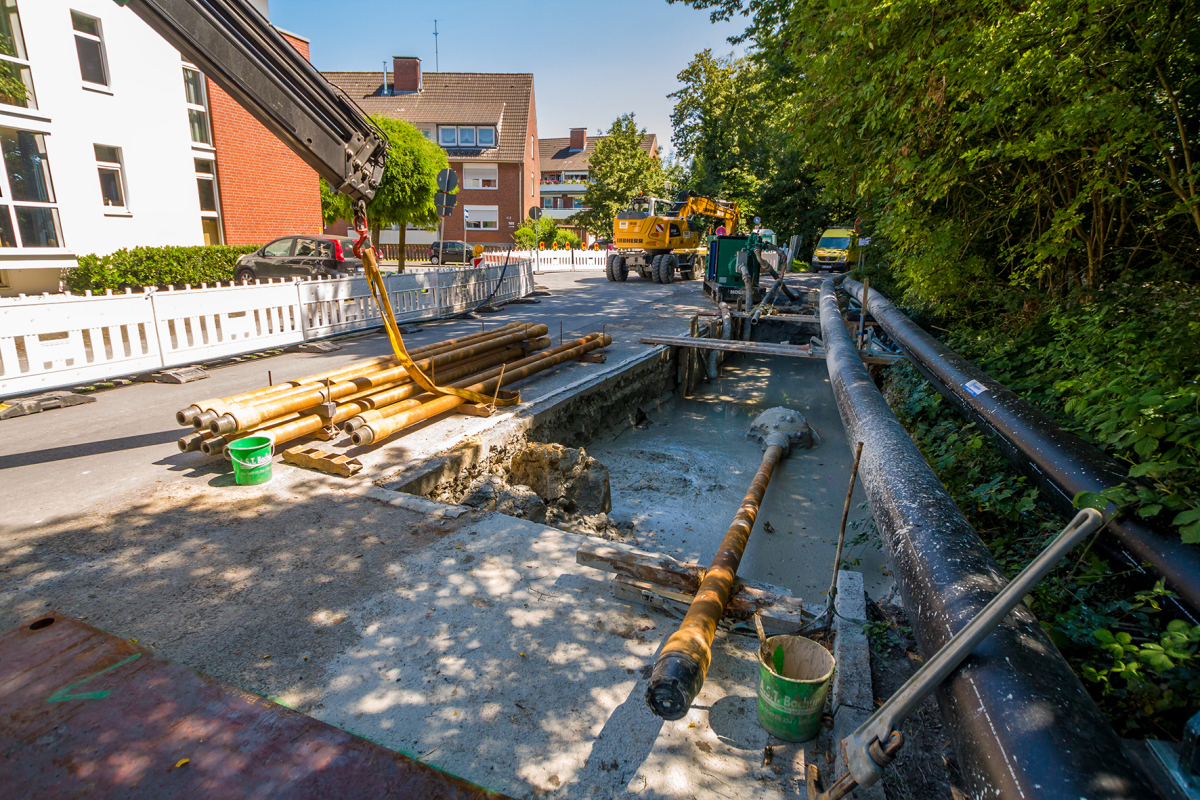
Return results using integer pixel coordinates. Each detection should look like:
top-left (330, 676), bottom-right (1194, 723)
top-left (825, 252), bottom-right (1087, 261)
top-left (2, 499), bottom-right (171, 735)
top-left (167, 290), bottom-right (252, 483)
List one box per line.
top-left (844, 278), bottom-right (1200, 619)
top-left (820, 278), bottom-right (1154, 799)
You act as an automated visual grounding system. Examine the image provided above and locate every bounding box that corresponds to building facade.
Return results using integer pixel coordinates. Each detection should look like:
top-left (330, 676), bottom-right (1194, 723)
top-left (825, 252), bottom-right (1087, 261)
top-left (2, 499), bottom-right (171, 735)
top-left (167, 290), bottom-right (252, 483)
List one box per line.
top-left (539, 128), bottom-right (658, 242)
top-left (0, 0), bottom-right (319, 296)
top-left (324, 59), bottom-right (539, 247)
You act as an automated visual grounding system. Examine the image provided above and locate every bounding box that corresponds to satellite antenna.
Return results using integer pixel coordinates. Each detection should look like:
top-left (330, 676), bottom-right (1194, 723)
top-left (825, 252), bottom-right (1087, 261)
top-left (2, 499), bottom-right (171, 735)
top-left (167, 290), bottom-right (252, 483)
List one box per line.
top-left (433, 20), bottom-right (439, 72)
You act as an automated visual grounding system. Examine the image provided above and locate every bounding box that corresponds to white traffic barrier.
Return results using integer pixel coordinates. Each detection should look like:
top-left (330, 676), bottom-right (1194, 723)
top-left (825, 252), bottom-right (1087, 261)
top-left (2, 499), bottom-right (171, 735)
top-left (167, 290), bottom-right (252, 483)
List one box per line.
top-left (0, 260), bottom-right (533, 397)
top-left (483, 249), bottom-right (609, 273)
top-left (152, 280), bottom-right (305, 367)
top-left (0, 290), bottom-right (162, 395)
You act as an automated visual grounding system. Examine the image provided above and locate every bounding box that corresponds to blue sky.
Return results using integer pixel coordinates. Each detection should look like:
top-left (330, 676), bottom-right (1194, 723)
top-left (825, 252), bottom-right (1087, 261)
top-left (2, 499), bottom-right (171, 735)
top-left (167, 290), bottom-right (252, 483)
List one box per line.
top-left (269, 0), bottom-right (747, 156)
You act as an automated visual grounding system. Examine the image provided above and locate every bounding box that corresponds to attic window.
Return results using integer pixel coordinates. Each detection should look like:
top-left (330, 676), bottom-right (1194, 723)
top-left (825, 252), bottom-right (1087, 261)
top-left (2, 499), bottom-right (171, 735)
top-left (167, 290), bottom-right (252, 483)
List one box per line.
top-left (477, 127), bottom-right (495, 147)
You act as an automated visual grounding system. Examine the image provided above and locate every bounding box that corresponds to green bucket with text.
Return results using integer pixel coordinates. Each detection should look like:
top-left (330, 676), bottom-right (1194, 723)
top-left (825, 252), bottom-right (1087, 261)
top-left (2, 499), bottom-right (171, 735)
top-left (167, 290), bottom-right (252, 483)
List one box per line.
top-left (756, 634), bottom-right (835, 742)
top-left (227, 436), bottom-right (273, 486)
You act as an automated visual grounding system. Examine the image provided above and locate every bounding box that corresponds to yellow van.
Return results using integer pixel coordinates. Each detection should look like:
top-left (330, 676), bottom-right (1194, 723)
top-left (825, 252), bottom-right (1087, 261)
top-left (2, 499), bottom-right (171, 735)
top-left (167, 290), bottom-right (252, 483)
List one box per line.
top-left (810, 228), bottom-right (860, 272)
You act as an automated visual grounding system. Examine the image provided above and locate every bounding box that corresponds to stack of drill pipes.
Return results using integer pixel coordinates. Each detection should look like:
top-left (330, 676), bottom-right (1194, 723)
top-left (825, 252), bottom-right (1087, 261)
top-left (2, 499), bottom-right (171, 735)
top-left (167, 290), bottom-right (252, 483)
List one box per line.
top-left (208, 324), bottom-right (551, 436)
top-left (217, 339), bottom-right (552, 456)
top-left (352, 333), bottom-right (611, 446)
top-left (205, 341), bottom-right (544, 457)
top-left (195, 322), bottom-right (534, 431)
top-left (201, 321), bottom-right (535, 431)
top-left (177, 322), bottom-right (529, 429)
top-left (200, 335), bottom-right (546, 456)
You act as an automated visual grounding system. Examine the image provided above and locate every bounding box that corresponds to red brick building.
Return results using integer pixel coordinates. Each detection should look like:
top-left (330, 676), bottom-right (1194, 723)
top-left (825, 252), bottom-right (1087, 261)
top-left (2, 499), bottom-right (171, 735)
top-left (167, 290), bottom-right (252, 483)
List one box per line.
top-left (539, 128), bottom-right (659, 242)
top-left (203, 29), bottom-right (321, 245)
top-left (323, 59), bottom-right (539, 246)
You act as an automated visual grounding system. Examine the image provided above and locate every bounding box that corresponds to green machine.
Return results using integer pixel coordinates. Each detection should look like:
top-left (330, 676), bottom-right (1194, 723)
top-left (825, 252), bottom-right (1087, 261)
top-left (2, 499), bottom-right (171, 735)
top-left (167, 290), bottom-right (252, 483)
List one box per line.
top-left (704, 234), bottom-right (768, 304)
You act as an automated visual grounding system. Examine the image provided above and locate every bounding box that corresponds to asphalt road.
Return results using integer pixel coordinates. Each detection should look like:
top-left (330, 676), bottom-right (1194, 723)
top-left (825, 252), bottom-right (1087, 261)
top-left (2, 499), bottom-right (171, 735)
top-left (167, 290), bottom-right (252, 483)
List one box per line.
top-left (0, 269), bottom-right (690, 533)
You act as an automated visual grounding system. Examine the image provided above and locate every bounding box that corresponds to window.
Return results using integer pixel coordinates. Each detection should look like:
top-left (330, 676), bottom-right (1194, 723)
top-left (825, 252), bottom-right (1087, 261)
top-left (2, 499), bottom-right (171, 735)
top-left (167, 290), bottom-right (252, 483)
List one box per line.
top-left (565, 172), bottom-right (588, 183)
top-left (194, 158), bottom-right (222, 245)
top-left (438, 126), bottom-right (457, 146)
top-left (72, 11), bottom-right (108, 87)
top-left (0, 127), bottom-right (62, 248)
top-left (477, 127), bottom-right (495, 147)
top-left (542, 197), bottom-right (552, 209)
top-left (94, 145), bottom-right (126, 210)
top-left (263, 238), bottom-right (292, 258)
top-left (464, 205), bottom-right (498, 231)
top-left (457, 127), bottom-right (475, 147)
top-left (0, 1), bottom-right (35, 109)
top-left (464, 164), bottom-right (497, 189)
top-left (183, 67), bottom-right (211, 146)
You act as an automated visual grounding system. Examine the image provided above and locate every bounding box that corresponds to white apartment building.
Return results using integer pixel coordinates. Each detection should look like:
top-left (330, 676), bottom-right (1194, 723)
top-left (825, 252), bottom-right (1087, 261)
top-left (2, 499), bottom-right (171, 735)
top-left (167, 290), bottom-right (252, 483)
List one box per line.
top-left (0, 0), bottom-right (233, 296)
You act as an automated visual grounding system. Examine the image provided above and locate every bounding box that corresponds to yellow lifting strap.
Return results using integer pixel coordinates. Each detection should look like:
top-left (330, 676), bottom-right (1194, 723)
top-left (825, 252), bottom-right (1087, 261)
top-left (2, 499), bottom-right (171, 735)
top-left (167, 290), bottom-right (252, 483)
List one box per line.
top-left (360, 245), bottom-right (520, 407)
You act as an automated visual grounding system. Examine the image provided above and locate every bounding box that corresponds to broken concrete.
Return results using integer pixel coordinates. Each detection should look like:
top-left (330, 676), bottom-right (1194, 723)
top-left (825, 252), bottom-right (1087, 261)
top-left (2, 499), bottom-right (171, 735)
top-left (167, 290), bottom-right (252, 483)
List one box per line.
top-left (460, 474), bottom-right (548, 523)
top-left (508, 442), bottom-right (611, 516)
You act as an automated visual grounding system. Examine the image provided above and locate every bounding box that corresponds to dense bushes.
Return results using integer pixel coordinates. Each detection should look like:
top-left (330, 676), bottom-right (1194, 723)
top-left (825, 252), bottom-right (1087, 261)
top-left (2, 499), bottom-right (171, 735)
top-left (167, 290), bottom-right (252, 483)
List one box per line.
top-left (65, 245), bottom-right (259, 292)
top-left (882, 281), bottom-right (1200, 736)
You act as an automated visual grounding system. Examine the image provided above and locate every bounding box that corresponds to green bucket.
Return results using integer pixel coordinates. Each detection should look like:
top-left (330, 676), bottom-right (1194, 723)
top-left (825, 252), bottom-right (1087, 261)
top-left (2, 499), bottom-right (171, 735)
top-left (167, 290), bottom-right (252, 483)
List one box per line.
top-left (227, 436), bottom-right (274, 485)
top-left (756, 633), bottom-right (835, 742)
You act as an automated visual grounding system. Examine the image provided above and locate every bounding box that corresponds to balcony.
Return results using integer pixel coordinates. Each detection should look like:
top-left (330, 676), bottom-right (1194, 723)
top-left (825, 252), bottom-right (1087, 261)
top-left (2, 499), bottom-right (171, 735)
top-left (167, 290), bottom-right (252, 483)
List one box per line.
top-left (540, 181), bottom-right (588, 193)
top-left (540, 208), bottom-right (579, 220)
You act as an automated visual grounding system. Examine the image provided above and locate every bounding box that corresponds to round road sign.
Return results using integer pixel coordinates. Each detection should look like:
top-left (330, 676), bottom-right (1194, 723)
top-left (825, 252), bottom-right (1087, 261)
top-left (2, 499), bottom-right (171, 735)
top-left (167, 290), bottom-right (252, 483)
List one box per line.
top-left (529, 206), bottom-right (542, 221)
top-left (436, 169), bottom-right (458, 193)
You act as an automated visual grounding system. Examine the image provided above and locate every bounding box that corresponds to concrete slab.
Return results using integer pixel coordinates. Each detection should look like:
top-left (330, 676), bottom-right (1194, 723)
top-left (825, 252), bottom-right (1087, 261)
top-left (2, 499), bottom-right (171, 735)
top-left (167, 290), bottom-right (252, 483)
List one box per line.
top-left (0, 467), bottom-right (810, 799)
top-left (308, 510), bottom-right (802, 800)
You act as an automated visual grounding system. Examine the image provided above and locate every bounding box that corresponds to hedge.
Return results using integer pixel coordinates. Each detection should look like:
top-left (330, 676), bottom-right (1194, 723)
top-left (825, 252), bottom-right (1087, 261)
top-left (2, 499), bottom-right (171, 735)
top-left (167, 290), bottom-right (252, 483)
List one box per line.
top-left (64, 244), bottom-right (260, 293)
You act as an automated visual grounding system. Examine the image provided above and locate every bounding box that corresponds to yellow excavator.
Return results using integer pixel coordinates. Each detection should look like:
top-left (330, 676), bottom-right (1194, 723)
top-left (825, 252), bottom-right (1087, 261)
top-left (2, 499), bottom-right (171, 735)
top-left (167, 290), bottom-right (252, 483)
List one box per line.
top-left (607, 191), bottom-right (740, 284)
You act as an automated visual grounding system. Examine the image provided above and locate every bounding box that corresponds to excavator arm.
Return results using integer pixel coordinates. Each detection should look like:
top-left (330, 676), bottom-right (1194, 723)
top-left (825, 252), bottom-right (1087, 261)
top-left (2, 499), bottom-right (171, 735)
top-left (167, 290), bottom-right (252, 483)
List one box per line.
top-left (115, 0), bottom-right (386, 201)
top-left (677, 195), bottom-right (739, 233)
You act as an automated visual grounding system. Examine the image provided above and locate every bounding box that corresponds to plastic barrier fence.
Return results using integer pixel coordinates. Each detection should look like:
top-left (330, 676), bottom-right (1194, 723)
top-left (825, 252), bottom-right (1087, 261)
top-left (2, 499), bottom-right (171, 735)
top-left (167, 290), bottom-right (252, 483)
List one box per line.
top-left (0, 260), bottom-right (533, 397)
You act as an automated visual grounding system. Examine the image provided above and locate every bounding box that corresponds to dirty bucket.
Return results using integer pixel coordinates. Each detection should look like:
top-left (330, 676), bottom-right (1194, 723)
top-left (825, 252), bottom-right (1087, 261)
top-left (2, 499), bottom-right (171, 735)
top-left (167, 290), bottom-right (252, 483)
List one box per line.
top-left (755, 620), bottom-right (835, 742)
top-left (227, 436), bottom-right (273, 485)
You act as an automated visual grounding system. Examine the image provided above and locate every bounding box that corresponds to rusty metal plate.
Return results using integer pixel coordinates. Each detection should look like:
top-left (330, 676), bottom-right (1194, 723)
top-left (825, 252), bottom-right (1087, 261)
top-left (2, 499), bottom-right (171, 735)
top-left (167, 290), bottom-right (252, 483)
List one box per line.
top-left (0, 613), bottom-right (509, 799)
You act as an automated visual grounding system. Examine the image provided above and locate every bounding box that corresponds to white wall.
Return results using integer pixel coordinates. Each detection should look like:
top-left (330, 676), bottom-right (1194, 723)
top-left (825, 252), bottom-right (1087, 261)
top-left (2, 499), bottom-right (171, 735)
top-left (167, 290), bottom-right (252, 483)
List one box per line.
top-left (0, 0), bottom-right (207, 295)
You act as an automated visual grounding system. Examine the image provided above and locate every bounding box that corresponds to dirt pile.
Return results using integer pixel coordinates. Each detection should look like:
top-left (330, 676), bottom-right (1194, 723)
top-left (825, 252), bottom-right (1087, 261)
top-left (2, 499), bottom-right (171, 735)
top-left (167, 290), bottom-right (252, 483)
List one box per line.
top-left (459, 442), bottom-right (625, 538)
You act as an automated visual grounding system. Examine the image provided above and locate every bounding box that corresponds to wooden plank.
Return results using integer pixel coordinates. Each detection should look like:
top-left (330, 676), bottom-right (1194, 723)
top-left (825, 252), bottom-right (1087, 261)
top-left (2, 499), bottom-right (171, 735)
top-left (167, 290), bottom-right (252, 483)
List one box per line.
top-left (576, 541), bottom-right (807, 633)
top-left (639, 335), bottom-right (902, 366)
top-left (577, 541), bottom-right (703, 594)
top-left (611, 576), bottom-right (805, 635)
top-left (282, 445), bottom-right (362, 476)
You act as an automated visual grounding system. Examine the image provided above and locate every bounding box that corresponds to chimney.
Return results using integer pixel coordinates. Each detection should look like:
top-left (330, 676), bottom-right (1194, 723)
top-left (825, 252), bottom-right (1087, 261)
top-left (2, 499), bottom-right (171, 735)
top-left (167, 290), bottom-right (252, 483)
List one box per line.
top-left (392, 56), bottom-right (421, 93)
top-left (569, 127), bottom-right (586, 152)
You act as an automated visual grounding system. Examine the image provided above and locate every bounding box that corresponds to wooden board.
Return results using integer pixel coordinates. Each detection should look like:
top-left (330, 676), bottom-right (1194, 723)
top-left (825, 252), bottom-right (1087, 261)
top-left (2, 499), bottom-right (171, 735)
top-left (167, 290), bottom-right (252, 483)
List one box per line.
top-left (639, 335), bottom-right (903, 366)
top-left (282, 445), bottom-right (362, 476)
top-left (577, 541), bottom-right (807, 634)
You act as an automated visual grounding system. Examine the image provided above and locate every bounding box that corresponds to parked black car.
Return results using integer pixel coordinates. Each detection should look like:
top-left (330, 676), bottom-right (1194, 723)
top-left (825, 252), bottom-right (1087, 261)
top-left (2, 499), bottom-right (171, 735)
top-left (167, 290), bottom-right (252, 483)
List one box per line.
top-left (429, 240), bottom-right (471, 265)
top-left (234, 236), bottom-right (363, 282)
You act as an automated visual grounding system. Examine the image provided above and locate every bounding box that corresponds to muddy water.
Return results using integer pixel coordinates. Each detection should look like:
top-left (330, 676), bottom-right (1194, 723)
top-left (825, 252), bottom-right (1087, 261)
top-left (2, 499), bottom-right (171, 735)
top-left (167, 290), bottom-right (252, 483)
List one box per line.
top-left (599, 355), bottom-right (893, 604)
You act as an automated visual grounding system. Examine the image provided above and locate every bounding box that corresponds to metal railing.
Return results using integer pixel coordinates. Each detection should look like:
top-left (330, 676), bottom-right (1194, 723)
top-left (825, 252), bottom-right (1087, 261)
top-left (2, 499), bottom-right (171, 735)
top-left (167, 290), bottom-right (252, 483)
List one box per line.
top-left (0, 260), bottom-right (534, 398)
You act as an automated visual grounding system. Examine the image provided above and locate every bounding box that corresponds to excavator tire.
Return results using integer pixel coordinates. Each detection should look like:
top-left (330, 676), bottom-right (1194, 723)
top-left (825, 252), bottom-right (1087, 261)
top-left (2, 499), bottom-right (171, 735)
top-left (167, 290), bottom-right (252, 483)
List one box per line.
top-left (661, 254), bottom-right (676, 284)
top-left (605, 254), bottom-right (617, 282)
top-left (650, 255), bottom-right (663, 283)
top-left (616, 256), bottom-right (629, 281)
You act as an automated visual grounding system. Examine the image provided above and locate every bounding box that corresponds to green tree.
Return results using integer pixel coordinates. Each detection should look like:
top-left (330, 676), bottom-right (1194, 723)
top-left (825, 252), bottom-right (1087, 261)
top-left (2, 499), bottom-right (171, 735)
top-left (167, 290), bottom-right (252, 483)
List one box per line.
top-left (320, 116), bottom-right (448, 271)
top-left (572, 114), bottom-right (665, 238)
top-left (671, 0), bottom-right (1200, 305)
top-left (513, 216), bottom-right (581, 249)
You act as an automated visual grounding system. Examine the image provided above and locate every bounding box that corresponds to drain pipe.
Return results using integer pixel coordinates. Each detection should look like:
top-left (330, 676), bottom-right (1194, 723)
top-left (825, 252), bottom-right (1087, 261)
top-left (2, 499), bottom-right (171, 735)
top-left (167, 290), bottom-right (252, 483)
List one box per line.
top-left (844, 278), bottom-right (1200, 618)
top-left (706, 302), bottom-right (731, 380)
top-left (820, 278), bottom-right (1153, 799)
